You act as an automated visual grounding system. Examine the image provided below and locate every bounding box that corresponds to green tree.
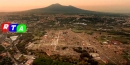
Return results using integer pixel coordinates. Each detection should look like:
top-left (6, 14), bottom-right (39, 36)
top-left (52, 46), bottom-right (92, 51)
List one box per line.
top-left (0, 45), bottom-right (5, 53)
top-left (0, 57), bottom-right (13, 65)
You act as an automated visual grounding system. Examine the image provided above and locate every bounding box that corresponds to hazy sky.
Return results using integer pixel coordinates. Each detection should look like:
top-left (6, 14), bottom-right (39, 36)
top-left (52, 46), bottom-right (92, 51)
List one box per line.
top-left (0, 0), bottom-right (130, 13)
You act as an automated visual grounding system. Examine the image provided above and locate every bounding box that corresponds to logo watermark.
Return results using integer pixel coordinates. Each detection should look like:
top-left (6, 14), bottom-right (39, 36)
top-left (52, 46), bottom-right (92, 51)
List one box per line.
top-left (1, 22), bottom-right (26, 33)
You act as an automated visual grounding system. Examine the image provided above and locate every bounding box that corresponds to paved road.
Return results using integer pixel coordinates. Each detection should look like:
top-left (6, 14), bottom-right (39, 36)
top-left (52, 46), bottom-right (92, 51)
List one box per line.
top-left (0, 34), bottom-right (19, 65)
top-left (51, 31), bottom-right (60, 51)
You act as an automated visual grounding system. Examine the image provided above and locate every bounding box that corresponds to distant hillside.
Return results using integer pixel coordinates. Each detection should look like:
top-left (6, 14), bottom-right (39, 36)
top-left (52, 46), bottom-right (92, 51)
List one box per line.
top-left (26, 4), bottom-right (97, 14)
top-left (20, 4), bottom-right (122, 16)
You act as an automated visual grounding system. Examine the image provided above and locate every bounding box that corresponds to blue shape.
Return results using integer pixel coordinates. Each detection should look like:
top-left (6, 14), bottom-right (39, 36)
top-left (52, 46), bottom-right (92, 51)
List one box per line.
top-left (9, 24), bottom-right (18, 32)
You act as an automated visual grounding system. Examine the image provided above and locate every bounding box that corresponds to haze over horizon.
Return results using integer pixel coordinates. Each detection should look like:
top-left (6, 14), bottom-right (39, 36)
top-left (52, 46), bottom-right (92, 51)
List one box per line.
top-left (0, 0), bottom-right (130, 13)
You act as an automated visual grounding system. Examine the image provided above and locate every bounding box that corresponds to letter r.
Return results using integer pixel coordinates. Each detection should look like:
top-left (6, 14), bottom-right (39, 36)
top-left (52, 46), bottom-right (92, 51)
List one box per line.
top-left (3, 24), bottom-right (9, 29)
top-left (1, 22), bottom-right (10, 33)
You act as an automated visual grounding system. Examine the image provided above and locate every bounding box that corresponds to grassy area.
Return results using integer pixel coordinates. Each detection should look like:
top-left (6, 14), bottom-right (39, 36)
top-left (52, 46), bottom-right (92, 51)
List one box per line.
top-left (108, 35), bottom-right (130, 44)
top-left (85, 30), bottom-right (94, 35)
top-left (96, 36), bottom-right (107, 43)
top-left (72, 29), bottom-right (83, 33)
top-left (104, 30), bottom-right (130, 44)
top-left (71, 26), bottom-right (94, 35)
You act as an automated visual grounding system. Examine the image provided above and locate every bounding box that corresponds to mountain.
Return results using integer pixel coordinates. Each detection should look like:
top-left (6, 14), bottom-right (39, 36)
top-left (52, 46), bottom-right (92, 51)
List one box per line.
top-left (26, 3), bottom-right (96, 14)
top-left (21, 3), bottom-right (124, 16)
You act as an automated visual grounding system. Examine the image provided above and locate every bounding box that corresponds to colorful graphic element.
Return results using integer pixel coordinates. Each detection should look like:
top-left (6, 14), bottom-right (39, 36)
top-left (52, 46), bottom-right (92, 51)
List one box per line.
top-left (1, 22), bottom-right (26, 33)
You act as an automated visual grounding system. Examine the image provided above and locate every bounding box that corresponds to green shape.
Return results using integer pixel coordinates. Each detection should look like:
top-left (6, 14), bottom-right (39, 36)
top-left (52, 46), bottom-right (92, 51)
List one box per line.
top-left (16, 24), bottom-right (26, 33)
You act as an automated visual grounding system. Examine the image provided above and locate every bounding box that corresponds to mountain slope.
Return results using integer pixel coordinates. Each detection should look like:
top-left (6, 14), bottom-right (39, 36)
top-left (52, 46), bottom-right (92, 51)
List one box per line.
top-left (21, 3), bottom-right (124, 16)
top-left (25, 4), bottom-right (100, 14)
